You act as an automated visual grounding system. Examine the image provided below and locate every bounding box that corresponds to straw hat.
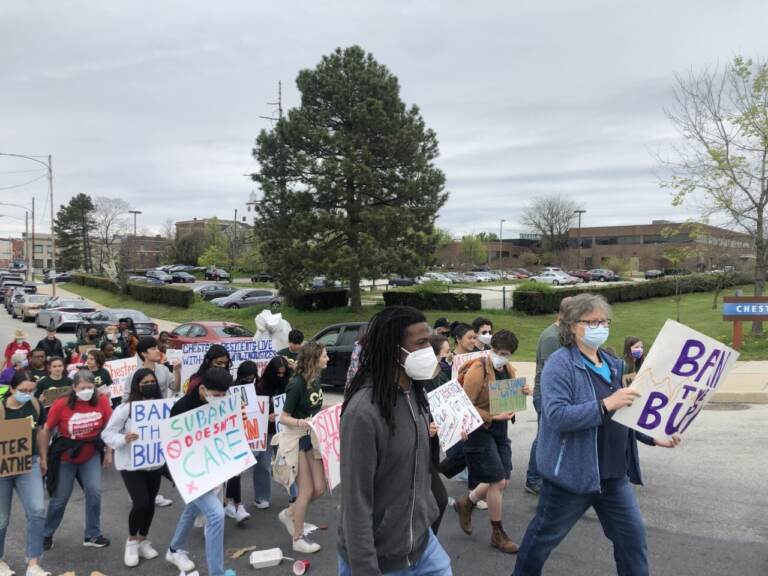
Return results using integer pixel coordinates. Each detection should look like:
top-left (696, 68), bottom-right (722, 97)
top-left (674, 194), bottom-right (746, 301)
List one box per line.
top-left (14, 329), bottom-right (26, 340)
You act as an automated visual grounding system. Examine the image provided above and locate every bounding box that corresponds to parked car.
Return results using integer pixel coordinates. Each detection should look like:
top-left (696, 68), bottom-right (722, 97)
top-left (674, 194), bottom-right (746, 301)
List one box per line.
top-left (444, 271), bottom-right (474, 283)
top-left (130, 275), bottom-right (166, 285)
top-left (5, 289), bottom-right (26, 314)
top-left (146, 269), bottom-right (174, 284)
top-left (204, 268), bottom-right (230, 281)
top-left (13, 294), bottom-right (49, 322)
top-left (511, 268), bottom-right (532, 279)
top-left (75, 308), bottom-right (158, 340)
top-left (540, 267), bottom-right (563, 274)
top-left (388, 277), bottom-right (416, 287)
top-left (589, 268), bottom-right (620, 282)
top-left (528, 271), bottom-right (581, 286)
top-left (464, 272), bottom-right (494, 283)
top-left (22, 282), bottom-right (37, 294)
top-left (0, 273), bottom-right (23, 284)
top-left (210, 289), bottom-right (282, 310)
top-left (419, 272), bottom-right (454, 284)
top-left (644, 269), bottom-right (664, 279)
top-left (168, 264), bottom-right (195, 273)
top-left (312, 322), bottom-right (368, 387)
top-left (171, 271), bottom-right (196, 283)
top-left (43, 272), bottom-right (72, 284)
top-left (36, 299), bottom-right (97, 331)
top-left (194, 283), bottom-right (239, 301)
top-left (167, 321), bottom-right (254, 348)
top-left (251, 273), bottom-right (277, 283)
top-left (567, 270), bottom-right (592, 282)
top-left (0, 280), bottom-right (24, 303)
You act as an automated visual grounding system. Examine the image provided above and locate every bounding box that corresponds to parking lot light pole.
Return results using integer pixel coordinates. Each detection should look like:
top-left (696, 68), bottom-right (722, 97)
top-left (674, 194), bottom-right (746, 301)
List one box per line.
top-left (128, 210), bottom-right (142, 273)
top-left (498, 219), bottom-right (505, 270)
top-left (574, 209), bottom-right (586, 268)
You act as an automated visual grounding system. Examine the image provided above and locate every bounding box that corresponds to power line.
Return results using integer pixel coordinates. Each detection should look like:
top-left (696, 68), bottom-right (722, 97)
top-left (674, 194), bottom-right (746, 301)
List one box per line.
top-left (0, 173), bottom-right (46, 190)
top-left (0, 169), bottom-right (45, 175)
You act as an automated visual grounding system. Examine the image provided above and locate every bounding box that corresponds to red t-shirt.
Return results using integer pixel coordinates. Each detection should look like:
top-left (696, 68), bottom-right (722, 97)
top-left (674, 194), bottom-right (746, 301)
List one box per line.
top-left (46, 393), bottom-right (112, 464)
top-left (4, 342), bottom-right (31, 365)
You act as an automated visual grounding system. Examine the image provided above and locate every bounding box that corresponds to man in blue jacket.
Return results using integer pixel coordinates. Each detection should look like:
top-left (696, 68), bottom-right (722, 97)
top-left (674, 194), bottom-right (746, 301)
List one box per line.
top-left (512, 294), bottom-right (680, 576)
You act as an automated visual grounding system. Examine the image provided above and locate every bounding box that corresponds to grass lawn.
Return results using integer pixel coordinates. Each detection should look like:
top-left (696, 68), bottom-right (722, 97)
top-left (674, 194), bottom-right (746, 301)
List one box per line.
top-left (61, 283), bottom-right (766, 361)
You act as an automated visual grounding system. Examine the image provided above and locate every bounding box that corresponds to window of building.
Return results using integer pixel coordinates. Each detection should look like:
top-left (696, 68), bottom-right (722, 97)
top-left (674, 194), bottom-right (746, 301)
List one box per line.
top-left (643, 234), bottom-right (663, 244)
top-left (617, 236), bottom-right (642, 245)
top-left (33, 244), bottom-right (43, 254)
top-left (596, 237), bottom-right (618, 245)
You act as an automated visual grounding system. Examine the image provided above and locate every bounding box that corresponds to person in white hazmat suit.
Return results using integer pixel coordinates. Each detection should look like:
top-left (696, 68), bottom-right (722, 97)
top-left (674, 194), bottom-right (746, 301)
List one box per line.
top-left (254, 310), bottom-right (292, 352)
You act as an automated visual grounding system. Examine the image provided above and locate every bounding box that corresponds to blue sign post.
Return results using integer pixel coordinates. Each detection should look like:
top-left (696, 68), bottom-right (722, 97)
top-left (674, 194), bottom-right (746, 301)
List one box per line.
top-left (722, 296), bottom-right (768, 350)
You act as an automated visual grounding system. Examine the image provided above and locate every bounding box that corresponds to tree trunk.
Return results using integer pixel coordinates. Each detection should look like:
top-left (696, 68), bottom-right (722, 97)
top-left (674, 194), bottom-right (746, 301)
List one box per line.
top-left (349, 269), bottom-right (362, 312)
top-left (752, 214), bottom-right (766, 335)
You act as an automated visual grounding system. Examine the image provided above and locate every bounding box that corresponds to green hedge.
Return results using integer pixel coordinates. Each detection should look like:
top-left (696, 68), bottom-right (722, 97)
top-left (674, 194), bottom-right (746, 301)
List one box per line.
top-left (71, 273), bottom-right (119, 292)
top-left (383, 290), bottom-right (482, 311)
top-left (513, 272), bottom-right (753, 315)
top-left (71, 272), bottom-right (194, 308)
top-left (292, 289), bottom-right (349, 311)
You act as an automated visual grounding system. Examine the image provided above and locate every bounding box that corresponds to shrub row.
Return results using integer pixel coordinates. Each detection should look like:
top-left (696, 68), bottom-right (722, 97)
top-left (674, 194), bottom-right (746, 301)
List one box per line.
top-left (383, 290), bottom-right (482, 311)
top-left (291, 289), bottom-right (349, 311)
top-left (71, 273), bottom-right (194, 308)
top-left (513, 272), bottom-right (753, 315)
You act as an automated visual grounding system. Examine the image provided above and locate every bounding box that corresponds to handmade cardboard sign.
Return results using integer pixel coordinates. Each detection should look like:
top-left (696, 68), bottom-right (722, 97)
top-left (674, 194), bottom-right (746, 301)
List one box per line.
top-left (105, 356), bottom-right (140, 399)
top-left (229, 384), bottom-right (269, 451)
top-left (160, 394), bottom-right (255, 503)
top-left (0, 419), bottom-right (32, 477)
top-left (41, 386), bottom-right (72, 408)
top-left (427, 380), bottom-right (484, 451)
top-left (613, 320), bottom-right (739, 441)
top-left (489, 377), bottom-right (528, 414)
top-left (451, 351), bottom-right (490, 380)
top-left (127, 399), bottom-right (174, 470)
top-left (181, 340), bottom-right (276, 387)
top-left (309, 403), bottom-right (342, 491)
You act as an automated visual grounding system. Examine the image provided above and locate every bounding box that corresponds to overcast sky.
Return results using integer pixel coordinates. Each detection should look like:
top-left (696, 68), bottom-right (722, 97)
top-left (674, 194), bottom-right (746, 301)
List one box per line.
top-left (2, 1), bottom-right (768, 241)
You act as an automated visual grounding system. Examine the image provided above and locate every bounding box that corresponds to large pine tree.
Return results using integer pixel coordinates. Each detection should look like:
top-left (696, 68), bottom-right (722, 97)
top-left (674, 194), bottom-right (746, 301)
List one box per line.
top-left (253, 46), bottom-right (448, 311)
top-left (54, 193), bottom-right (95, 272)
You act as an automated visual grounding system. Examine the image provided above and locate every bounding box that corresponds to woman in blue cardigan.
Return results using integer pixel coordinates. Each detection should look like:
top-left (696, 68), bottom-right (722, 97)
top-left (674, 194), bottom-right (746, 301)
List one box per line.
top-left (512, 294), bottom-right (680, 576)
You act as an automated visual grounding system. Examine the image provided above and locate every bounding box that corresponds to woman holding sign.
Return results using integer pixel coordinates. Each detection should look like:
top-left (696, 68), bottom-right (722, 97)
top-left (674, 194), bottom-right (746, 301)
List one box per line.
top-left (512, 294), bottom-right (680, 576)
top-left (102, 368), bottom-right (164, 568)
top-left (276, 342), bottom-right (327, 554)
top-left (0, 371), bottom-right (51, 576)
top-left (453, 329), bottom-right (523, 554)
top-left (34, 357), bottom-right (72, 406)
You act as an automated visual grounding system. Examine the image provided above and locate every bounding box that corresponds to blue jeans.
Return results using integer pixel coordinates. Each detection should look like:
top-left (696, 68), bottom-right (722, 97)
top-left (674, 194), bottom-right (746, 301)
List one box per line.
top-left (525, 396), bottom-right (542, 488)
top-left (338, 530), bottom-right (452, 576)
top-left (170, 490), bottom-right (225, 576)
top-left (512, 477), bottom-right (648, 576)
top-left (0, 457), bottom-right (46, 559)
top-left (44, 454), bottom-right (102, 539)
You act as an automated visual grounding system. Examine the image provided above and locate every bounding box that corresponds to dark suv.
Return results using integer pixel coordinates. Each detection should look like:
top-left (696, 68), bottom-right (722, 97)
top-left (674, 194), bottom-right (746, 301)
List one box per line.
top-left (589, 268), bottom-right (620, 282)
top-left (312, 322), bottom-right (368, 387)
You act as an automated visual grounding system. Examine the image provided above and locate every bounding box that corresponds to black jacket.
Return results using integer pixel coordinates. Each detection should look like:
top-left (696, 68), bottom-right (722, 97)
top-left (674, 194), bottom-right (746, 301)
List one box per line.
top-left (36, 337), bottom-right (64, 360)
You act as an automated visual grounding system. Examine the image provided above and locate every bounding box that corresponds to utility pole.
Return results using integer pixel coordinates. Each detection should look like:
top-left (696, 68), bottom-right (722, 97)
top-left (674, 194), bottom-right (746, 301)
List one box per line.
top-left (233, 208), bottom-right (238, 269)
top-left (499, 219), bottom-right (505, 270)
top-left (259, 80), bottom-right (283, 122)
top-left (30, 197), bottom-right (35, 281)
top-left (25, 212), bottom-right (30, 281)
top-left (47, 155), bottom-right (56, 296)
top-left (574, 209), bottom-right (587, 268)
top-left (129, 210), bottom-right (141, 272)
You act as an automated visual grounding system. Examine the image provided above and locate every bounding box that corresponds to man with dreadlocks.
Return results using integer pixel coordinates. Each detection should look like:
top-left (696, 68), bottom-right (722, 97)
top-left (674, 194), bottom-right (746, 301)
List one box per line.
top-left (337, 306), bottom-right (452, 576)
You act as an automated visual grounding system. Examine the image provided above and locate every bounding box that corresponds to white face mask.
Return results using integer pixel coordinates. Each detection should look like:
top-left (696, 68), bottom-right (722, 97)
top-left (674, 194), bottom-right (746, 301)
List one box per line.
top-left (491, 352), bottom-right (508, 370)
top-left (401, 347), bottom-right (438, 381)
top-left (477, 333), bottom-right (493, 346)
top-left (76, 388), bottom-right (94, 402)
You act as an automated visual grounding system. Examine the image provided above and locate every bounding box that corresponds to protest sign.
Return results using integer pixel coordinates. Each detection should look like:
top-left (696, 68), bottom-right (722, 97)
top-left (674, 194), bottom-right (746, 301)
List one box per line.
top-left (273, 393), bottom-right (286, 433)
top-left (165, 348), bottom-right (183, 364)
top-left (160, 394), bottom-right (255, 503)
top-left (105, 356), bottom-right (140, 399)
top-left (613, 320), bottom-right (739, 441)
top-left (309, 403), bottom-right (342, 491)
top-left (0, 419), bottom-right (32, 478)
top-left (41, 385), bottom-right (72, 407)
top-left (127, 399), bottom-right (174, 471)
top-left (489, 377), bottom-right (528, 414)
top-left (451, 351), bottom-right (490, 380)
top-left (427, 380), bottom-right (484, 451)
top-left (229, 384), bottom-right (269, 451)
top-left (181, 340), bottom-right (276, 387)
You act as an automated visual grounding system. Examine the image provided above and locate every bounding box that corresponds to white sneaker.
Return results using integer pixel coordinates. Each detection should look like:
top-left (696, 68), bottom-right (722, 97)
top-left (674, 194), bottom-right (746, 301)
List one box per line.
top-left (476, 499), bottom-right (488, 510)
top-left (447, 496), bottom-right (456, 507)
top-left (252, 499), bottom-right (270, 509)
top-left (234, 504), bottom-right (251, 524)
top-left (0, 560), bottom-right (15, 576)
top-left (155, 494), bottom-right (173, 507)
top-left (124, 540), bottom-right (140, 567)
top-left (278, 508), bottom-right (294, 537)
top-left (193, 514), bottom-right (206, 528)
top-left (25, 565), bottom-right (50, 576)
top-left (224, 502), bottom-right (237, 520)
top-left (139, 540), bottom-right (159, 560)
top-left (292, 537), bottom-right (321, 554)
top-left (165, 549), bottom-right (195, 573)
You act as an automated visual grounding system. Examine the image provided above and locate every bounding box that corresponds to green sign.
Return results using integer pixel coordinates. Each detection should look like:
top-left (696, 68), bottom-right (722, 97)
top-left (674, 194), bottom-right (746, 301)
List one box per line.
top-left (489, 377), bottom-right (527, 414)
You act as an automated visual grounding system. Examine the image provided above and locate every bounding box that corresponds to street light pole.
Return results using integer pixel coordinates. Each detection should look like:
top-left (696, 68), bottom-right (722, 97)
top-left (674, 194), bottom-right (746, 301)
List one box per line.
top-left (499, 219), bottom-right (505, 270)
top-left (0, 202), bottom-right (34, 281)
top-left (574, 209), bottom-right (587, 268)
top-left (128, 210), bottom-right (142, 272)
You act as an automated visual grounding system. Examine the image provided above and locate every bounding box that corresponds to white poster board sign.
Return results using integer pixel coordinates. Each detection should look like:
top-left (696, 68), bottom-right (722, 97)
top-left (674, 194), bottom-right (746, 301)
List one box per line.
top-left (427, 380), bottom-right (484, 451)
top-left (229, 384), bottom-right (269, 451)
top-left (613, 320), bottom-right (739, 441)
top-left (273, 393), bottom-right (287, 434)
top-left (309, 403), bottom-right (342, 491)
top-left (105, 357), bottom-right (140, 399)
top-left (451, 351), bottom-right (490, 380)
top-left (128, 399), bottom-right (174, 470)
top-left (181, 340), bottom-right (275, 388)
top-left (160, 395), bottom-right (255, 503)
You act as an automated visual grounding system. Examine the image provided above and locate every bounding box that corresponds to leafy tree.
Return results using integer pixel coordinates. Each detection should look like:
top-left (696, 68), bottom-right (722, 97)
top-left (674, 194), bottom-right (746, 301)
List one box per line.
top-left (521, 195), bottom-right (580, 252)
top-left (476, 232), bottom-right (499, 242)
top-left (252, 45), bottom-right (447, 310)
top-left (174, 233), bottom-right (206, 266)
top-left (53, 193), bottom-right (95, 272)
top-left (197, 218), bottom-right (232, 268)
top-left (460, 234), bottom-right (487, 266)
top-left (662, 56), bottom-right (768, 333)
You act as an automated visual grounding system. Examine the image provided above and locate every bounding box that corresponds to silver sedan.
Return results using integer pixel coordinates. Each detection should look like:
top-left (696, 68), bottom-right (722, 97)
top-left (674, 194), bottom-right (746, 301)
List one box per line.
top-left (36, 298), bottom-right (97, 331)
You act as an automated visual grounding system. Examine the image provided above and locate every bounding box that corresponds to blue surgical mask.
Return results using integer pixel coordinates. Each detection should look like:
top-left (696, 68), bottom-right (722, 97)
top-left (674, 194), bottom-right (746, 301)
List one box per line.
top-left (583, 326), bottom-right (609, 349)
top-left (13, 392), bottom-right (32, 405)
top-left (631, 348), bottom-right (643, 359)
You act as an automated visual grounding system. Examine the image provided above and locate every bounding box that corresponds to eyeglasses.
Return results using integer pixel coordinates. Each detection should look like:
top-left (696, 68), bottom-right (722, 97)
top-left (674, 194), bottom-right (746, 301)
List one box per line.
top-left (577, 319), bottom-right (612, 328)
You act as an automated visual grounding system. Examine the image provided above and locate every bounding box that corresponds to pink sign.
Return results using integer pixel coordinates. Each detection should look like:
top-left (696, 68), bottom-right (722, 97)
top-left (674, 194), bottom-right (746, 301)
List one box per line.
top-left (309, 403), bottom-right (342, 491)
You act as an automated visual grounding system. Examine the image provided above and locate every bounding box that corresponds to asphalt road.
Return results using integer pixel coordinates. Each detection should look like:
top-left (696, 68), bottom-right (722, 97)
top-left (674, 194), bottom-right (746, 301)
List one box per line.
top-left (0, 305), bottom-right (766, 576)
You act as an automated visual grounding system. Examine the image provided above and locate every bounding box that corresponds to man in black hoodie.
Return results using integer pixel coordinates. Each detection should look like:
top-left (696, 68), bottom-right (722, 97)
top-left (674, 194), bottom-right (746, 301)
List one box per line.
top-left (338, 306), bottom-right (452, 575)
top-left (36, 327), bottom-right (64, 360)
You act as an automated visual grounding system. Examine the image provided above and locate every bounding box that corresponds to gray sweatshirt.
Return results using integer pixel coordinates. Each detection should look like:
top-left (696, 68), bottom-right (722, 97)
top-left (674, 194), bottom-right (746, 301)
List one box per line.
top-left (337, 381), bottom-right (439, 575)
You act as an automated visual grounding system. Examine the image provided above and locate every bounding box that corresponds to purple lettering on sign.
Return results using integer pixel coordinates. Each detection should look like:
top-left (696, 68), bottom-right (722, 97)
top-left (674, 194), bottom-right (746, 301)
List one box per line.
top-left (670, 339), bottom-right (706, 377)
top-left (637, 391), bottom-right (669, 430)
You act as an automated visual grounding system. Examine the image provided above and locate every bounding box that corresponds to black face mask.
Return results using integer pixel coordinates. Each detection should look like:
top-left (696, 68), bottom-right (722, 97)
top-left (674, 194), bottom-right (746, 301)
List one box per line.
top-left (139, 384), bottom-right (159, 398)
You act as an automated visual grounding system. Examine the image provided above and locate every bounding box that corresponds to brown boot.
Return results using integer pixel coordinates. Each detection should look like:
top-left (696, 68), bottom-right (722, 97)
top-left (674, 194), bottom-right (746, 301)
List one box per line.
top-left (491, 522), bottom-right (519, 554)
top-left (453, 495), bottom-right (475, 535)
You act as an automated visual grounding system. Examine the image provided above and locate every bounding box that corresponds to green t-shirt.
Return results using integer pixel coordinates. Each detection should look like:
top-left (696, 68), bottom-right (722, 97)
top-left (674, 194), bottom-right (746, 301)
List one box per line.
top-left (92, 367), bottom-right (113, 389)
top-left (278, 347), bottom-right (298, 361)
top-left (2, 399), bottom-right (45, 456)
top-left (282, 374), bottom-right (323, 419)
top-left (29, 368), bottom-right (48, 383)
top-left (35, 375), bottom-right (73, 398)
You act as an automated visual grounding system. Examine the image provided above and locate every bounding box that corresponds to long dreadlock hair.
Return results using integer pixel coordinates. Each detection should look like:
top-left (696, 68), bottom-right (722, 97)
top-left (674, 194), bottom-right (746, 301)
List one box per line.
top-left (343, 305), bottom-right (430, 432)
